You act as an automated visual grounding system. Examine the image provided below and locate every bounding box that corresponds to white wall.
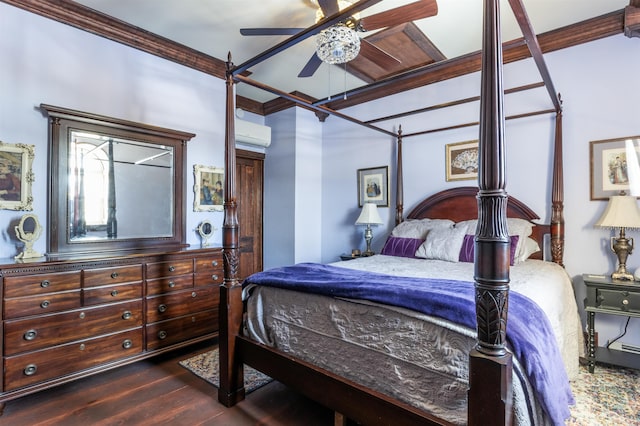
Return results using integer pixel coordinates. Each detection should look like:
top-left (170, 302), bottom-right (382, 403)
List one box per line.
top-left (318, 34), bottom-right (640, 347)
top-left (0, 3), bottom-right (227, 257)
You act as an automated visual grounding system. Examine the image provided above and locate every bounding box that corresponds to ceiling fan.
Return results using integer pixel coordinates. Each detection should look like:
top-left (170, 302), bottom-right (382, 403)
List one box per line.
top-left (240, 0), bottom-right (438, 78)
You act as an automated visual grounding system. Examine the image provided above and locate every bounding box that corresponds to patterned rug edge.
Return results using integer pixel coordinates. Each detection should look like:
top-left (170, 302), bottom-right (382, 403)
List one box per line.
top-left (179, 348), bottom-right (272, 394)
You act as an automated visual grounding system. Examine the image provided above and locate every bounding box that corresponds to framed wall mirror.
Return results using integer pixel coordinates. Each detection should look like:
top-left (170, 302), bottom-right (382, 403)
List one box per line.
top-left (41, 104), bottom-right (195, 257)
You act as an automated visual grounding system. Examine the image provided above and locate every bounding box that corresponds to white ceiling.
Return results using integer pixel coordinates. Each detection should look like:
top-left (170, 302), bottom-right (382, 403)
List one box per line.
top-left (72, 0), bottom-right (629, 103)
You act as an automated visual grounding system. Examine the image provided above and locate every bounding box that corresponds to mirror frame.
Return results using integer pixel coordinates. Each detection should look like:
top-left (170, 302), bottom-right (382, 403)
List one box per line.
top-left (41, 104), bottom-right (195, 257)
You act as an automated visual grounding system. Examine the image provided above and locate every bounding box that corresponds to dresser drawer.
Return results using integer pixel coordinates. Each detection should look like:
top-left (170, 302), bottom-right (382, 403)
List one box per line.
top-left (4, 328), bottom-right (143, 391)
top-left (83, 282), bottom-right (142, 306)
top-left (194, 272), bottom-right (223, 287)
top-left (145, 309), bottom-right (218, 350)
top-left (596, 288), bottom-right (640, 313)
top-left (4, 270), bottom-right (81, 298)
top-left (146, 274), bottom-right (193, 295)
top-left (195, 256), bottom-right (222, 274)
top-left (146, 259), bottom-right (193, 279)
top-left (83, 264), bottom-right (143, 287)
top-left (146, 286), bottom-right (218, 323)
top-left (4, 290), bottom-right (81, 319)
top-left (4, 300), bottom-right (143, 355)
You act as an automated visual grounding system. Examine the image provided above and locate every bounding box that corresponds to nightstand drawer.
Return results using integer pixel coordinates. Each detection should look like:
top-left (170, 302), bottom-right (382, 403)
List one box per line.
top-left (596, 288), bottom-right (640, 313)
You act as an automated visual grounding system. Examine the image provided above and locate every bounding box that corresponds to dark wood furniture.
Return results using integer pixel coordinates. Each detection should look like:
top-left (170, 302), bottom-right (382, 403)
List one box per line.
top-left (0, 247), bottom-right (222, 414)
top-left (218, 1), bottom-right (566, 425)
top-left (583, 274), bottom-right (640, 373)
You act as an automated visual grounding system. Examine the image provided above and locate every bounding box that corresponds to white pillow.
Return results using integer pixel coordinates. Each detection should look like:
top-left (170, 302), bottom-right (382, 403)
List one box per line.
top-left (454, 218), bottom-right (534, 261)
top-left (515, 237), bottom-right (541, 263)
top-left (391, 218), bottom-right (455, 239)
top-left (414, 227), bottom-right (466, 262)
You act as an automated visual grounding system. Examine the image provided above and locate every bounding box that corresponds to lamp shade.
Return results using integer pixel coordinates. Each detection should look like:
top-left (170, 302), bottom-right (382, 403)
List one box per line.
top-left (595, 195), bottom-right (640, 229)
top-left (355, 203), bottom-right (383, 226)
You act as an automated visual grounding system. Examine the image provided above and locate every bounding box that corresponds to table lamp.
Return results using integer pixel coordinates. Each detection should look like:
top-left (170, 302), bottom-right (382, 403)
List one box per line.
top-left (355, 203), bottom-right (383, 256)
top-left (594, 193), bottom-right (640, 281)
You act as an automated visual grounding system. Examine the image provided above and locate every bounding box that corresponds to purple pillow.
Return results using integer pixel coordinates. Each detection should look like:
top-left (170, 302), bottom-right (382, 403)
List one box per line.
top-left (459, 234), bottom-right (519, 266)
top-left (381, 237), bottom-right (424, 258)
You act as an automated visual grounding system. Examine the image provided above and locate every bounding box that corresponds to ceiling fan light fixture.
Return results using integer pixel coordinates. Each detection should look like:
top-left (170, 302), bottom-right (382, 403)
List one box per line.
top-left (316, 23), bottom-right (361, 64)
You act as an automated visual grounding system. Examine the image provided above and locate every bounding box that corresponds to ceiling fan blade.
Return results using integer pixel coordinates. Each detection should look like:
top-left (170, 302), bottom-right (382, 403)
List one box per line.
top-left (360, 0), bottom-right (438, 31)
top-left (318, 0), bottom-right (340, 17)
top-left (358, 39), bottom-right (401, 69)
top-left (298, 53), bottom-right (323, 78)
top-left (240, 28), bottom-right (304, 36)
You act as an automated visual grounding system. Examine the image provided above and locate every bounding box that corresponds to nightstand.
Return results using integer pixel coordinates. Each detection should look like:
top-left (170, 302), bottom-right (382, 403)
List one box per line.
top-left (583, 274), bottom-right (640, 373)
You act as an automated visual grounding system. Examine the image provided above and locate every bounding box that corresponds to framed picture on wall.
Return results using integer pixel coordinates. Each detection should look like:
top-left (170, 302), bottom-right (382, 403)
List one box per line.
top-left (193, 164), bottom-right (224, 212)
top-left (590, 136), bottom-right (640, 200)
top-left (357, 166), bottom-right (389, 207)
top-left (0, 141), bottom-right (34, 211)
top-left (445, 140), bottom-right (478, 182)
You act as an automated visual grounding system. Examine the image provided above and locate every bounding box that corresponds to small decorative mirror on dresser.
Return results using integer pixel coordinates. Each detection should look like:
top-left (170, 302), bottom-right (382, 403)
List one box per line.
top-left (40, 104), bottom-right (195, 257)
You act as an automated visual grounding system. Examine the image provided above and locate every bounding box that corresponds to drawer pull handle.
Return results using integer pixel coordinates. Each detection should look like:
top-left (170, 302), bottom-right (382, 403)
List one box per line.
top-left (212, 260), bottom-right (218, 267)
top-left (79, 312), bottom-right (86, 319)
top-left (212, 274), bottom-right (218, 281)
top-left (111, 272), bottom-right (119, 279)
top-left (79, 343), bottom-right (85, 350)
top-left (122, 339), bottom-right (133, 349)
top-left (158, 304), bottom-right (168, 313)
top-left (168, 281), bottom-right (176, 288)
top-left (158, 330), bottom-right (168, 340)
top-left (24, 364), bottom-right (37, 376)
top-left (40, 300), bottom-right (50, 309)
top-left (168, 266), bottom-right (176, 272)
top-left (122, 311), bottom-right (132, 320)
top-left (111, 289), bottom-right (119, 297)
top-left (192, 291), bottom-right (197, 298)
top-left (24, 330), bottom-right (37, 341)
top-left (40, 280), bottom-right (50, 288)
top-left (623, 299), bottom-right (629, 305)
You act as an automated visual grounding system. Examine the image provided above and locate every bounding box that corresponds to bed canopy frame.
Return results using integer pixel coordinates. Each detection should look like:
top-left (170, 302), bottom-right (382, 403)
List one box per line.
top-left (219, 0), bottom-right (565, 424)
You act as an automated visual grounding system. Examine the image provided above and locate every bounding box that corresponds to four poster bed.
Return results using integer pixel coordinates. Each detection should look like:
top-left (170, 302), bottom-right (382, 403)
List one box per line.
top-left (218, 0), bottom-right (578, 425)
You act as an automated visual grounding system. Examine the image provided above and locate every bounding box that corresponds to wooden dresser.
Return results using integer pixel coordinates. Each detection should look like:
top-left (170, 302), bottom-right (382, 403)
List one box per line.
top-left (0, 247), bottom-right (222, 412)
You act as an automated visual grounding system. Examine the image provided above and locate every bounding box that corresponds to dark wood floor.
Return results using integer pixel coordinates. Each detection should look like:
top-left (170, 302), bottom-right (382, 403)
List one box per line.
top-left (1, 342), bottom-right (335, 425)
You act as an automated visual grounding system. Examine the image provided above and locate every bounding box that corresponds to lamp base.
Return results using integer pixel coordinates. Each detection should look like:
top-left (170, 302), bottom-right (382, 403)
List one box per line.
top-left (611, 270), bottom-right (634, 281)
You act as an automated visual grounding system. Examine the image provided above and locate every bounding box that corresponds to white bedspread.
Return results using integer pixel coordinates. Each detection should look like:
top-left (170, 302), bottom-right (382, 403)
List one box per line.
top-left (243, 255), bottom-right (583, 425)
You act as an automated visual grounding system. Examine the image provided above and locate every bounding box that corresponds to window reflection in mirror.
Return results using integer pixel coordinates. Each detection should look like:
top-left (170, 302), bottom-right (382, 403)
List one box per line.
top-left (68, 131), bottom-right (174, 241)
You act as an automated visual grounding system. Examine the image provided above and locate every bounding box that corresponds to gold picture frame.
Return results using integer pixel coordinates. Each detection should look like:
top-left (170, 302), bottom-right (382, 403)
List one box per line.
top-left (590, 136), bottom-right (640, 200)
top-left (357, 166), bottom-right (389, 207)
top-left (445, 140), bottom-right (478, 182)
top-left (193, 164), bottom-right (224, 212)
top-left (0, 141), bottom-right (34, 211)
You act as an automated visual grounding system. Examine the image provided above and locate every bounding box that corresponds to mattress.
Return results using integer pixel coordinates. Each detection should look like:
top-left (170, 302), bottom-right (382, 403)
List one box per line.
top-left (243, 255), bottom-right (583, 425)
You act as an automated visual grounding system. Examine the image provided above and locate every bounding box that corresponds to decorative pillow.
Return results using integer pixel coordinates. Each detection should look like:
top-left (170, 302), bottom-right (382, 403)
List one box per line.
top-left (458, 234), bottom-right (519, 266)
top-left (454, 218), bottom-right (534, 262)
top-left (414, 227), bottom-right (466, 262)
top-left (381, 237), bottom-right (424, 258)
top-left (391, 218), bottom-right (455, 239)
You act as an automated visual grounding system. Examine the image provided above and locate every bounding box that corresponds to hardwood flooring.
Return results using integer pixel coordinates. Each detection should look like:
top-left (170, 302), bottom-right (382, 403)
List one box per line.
top-left (1, 342), bottom-right (335, 425)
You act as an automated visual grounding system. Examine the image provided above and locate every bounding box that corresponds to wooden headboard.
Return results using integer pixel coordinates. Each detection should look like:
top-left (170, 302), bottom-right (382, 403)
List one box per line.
top-left (406, 186), bottom-right (549, 261)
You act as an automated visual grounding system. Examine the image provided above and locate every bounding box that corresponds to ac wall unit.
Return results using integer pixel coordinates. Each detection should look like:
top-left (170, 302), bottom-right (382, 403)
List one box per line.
top-left (235, 118), bottom-right (271, 147)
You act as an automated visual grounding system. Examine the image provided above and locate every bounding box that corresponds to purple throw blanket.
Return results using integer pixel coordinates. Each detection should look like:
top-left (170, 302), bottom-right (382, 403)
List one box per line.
top-left (245, 262), bottom-right (574, 425)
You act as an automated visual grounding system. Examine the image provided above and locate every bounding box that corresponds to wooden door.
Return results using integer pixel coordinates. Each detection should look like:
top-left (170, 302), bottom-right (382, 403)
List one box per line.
top-left (236, 149), bottom-right (264, 281)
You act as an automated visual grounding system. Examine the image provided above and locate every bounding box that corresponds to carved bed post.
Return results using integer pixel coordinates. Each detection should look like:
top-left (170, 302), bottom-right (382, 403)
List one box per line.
top-left (551, 99), bottom-right (565, 266)
top-left (395, 126), bottom-right (404, 225)
top-left (218, 53), bottom-right (245, 407)
top-left (468, 0), bottom-right (513, 424)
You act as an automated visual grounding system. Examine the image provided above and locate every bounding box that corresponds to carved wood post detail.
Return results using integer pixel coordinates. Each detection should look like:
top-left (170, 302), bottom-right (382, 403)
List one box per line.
top-left (551, 103), bottom-right (565, 266)
top-left (218, 53), bottom-right (245, 407)
top-left (395, 126), bottom-right (404, 226)
top-left (468, 0), bottom-right (513, 425)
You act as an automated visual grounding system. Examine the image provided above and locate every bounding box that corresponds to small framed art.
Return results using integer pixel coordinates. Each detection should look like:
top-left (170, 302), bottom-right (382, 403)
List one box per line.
top-left (193, 164), bottom-right (224, 212)
top-left (590, 136), bottom-right (640, 200)
top-left (0, 141), bottom-right (34, 211)
top-left (446, 140), bottom-right (478, 182)
top-left (357, 166), bottom-right (389, 207)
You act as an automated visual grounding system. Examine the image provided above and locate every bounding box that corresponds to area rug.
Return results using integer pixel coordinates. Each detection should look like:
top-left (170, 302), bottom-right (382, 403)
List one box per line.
top-left (179, 349), bottom-right (272, 393)
top-left (566, 362), bottom-right (639, 425)
top-left (181, 350), bottom-right (639, 424)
